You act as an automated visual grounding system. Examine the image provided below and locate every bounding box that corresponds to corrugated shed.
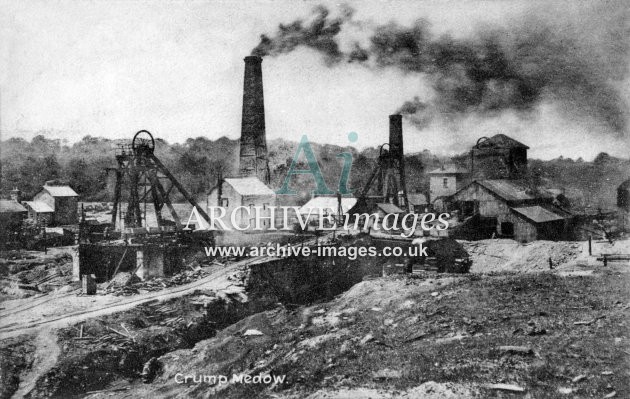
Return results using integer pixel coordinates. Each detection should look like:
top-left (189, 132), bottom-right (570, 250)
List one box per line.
top-left (224, 177), bottom-right (275, 196)
top-left (510, 206), bottom-right (565, 223)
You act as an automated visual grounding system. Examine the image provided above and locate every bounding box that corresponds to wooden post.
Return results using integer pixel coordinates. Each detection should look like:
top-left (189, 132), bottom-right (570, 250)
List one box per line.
top-left (588, 235), bottom-right (592, 256)
top-left (82, 274), bottom-right (96, 295)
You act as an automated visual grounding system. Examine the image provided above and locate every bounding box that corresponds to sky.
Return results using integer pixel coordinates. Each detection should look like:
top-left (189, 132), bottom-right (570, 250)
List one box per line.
top-left (0, 0), bottom-right (628, 160)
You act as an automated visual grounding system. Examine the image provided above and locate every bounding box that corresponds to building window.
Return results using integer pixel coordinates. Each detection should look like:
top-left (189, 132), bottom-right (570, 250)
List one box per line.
top-left (443, 178), bottom-right (448, 188)
top-left (221, 198), bottom-right (229, 207)
top-left (263, 203), bottom-right (268, 210)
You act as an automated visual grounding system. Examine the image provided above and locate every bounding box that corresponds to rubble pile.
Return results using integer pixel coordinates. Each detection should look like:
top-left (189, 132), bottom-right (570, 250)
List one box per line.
top-left (0, 251), bottom-right (74, 297)
top-left (462, 239), bottom-right (583, 273)
top-left (102, 267), bottom-right (212, 296)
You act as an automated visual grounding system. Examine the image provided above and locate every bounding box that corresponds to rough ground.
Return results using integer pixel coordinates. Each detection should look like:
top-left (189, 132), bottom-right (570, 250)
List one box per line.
top-left (1, 238), bottom-right (628, 398)
top-left (86, 258), bottom-right (629, 399)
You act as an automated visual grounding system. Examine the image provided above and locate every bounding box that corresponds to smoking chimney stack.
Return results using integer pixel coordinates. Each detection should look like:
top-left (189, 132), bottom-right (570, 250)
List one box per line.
top-left (389, 114), bottom-right (403, 161)
top-left (239, 55), bottom-right (270, 184)
top-left (355, 114), bottom-right (409, 210)
top-left (388, 114), bottom-right (409, 209)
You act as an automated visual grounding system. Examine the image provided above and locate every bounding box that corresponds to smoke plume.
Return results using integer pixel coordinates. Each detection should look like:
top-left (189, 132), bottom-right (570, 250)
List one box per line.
top-left (251, 5), bottom-right (354, 65)
top-left (252, 3), bottom-right (629, 140)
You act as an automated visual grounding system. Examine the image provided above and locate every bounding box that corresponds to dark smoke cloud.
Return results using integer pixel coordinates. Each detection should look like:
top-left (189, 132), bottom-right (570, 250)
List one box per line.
top-left (252, 4), bottom-right (629, 135)
top-left (251, 5), bottom-right (354, 65)
top-left (396, 96), bottom-right (431, 129)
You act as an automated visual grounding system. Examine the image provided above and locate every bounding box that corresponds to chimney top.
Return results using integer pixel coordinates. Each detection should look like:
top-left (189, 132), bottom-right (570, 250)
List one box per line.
top-left (10, 187), bottom-right (21, 202)
top-left (244, 55), bottom-right (262, 64)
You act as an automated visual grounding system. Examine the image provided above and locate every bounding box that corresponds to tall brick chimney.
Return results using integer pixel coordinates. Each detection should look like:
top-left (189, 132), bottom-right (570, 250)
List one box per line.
top-left (239, 55), bottom-right (270, 184)
top-left (389, 114), bottom-right (403, 162)
top-left (388, 114), bottom-right (408, 209)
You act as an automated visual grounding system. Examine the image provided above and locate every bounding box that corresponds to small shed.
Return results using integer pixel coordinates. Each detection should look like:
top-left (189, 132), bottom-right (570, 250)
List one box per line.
top-left (508, 205), bottom-right (566, 242)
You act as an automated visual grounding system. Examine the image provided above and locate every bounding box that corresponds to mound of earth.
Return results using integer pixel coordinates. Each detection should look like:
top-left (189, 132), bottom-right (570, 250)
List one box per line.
top-left (462, 239), bottom-right (583, 273)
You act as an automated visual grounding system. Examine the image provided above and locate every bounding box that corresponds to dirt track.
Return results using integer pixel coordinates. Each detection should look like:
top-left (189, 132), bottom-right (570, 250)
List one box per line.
top-left (0, 258), bottom-right (248, 339)
top-left (12, 327), bottom-right (60, 398)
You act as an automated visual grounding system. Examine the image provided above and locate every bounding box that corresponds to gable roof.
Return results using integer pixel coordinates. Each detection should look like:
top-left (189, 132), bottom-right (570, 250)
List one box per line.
top-left (24, 201), bottom-right (54, 213)
top-left (510, 206), bottom-right (566, 224)
top-left (42, 185), bottom-right (78, 197)
top-left (451, 179), bottom-right (553, 204)
top-left (224, 177), bottom-right (275, 196)
top-left (299, 196), bottom-right (357, 215)
top-left (0, 200), bottom-right (27, 213)
top-left (475, 134), bottom-right (529, 150)
top-left (476, 180), bottom-right (537, 202)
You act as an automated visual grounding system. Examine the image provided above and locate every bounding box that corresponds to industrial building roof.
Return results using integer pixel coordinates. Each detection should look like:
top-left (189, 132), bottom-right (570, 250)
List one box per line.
top-left (476, 180), bottom-right (537, 202)
top-left (475, 134), bottom-right (529, 149)
top-left (24, 201), bottom-right (54, 213)
top-left (0, 200), bottom-right (27, 213)
top-left (510, 206), bottom-right (566, 224)
top-left (42, 185), bottom-right (78, 197)
top-left (299, 197), bottom-right (357, 215)
top-left (224, 177), bottom-right (275, 196)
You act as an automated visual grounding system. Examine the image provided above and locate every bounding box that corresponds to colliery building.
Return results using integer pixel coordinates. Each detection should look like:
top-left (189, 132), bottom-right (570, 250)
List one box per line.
top-left (469, 134), bottom-right (529, 180)
top-left (31, 181), bottom-right (79, 225)
top-left (207, 177), bottom-right (276, 230)
top-left (450, 179), bottom-right (572, 242)
top-left (428, 165), bottom-right (469, 204)
top-left (434, 133), bottom-right (578, 242)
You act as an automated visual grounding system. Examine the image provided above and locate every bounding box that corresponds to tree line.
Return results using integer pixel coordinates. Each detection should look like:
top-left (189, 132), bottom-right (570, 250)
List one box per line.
top-left (0, 134), bottom-right (627, 210)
